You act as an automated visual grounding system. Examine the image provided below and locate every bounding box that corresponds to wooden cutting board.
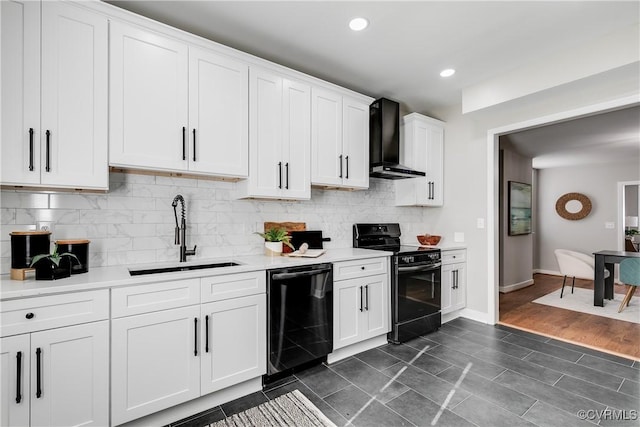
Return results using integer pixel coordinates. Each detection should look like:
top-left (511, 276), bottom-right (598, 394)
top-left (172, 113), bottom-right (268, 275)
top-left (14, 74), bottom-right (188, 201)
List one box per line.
top-left (263, 222), bottom-right (306, 232)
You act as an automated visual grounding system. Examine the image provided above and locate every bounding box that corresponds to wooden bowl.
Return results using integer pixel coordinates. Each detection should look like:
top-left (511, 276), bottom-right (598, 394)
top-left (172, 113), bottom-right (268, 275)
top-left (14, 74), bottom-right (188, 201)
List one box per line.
top-left (417, 235), bottom-right (441, 246)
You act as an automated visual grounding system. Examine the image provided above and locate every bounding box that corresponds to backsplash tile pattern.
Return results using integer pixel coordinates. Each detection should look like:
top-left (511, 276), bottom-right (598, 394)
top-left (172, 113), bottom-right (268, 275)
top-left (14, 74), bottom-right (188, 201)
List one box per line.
top-left (1, 173), bottom-right (427, 274)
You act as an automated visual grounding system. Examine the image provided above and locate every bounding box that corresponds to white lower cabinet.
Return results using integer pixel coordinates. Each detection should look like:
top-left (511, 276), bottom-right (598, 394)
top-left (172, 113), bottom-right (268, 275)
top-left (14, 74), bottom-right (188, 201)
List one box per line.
top-left (0, 290), bottom-right (110, 427)
top-left (1, 322), bottom-right (109, 427)
top-left (441, 249), bottom-right (467, 314)
top-left (201, 294), bottom-right (266, 395)
top-left (333, 257), bottom-right (390, 351)
top-left (111, 273), bottom-right (266, 425)
top-left (111, 305), bottom-right (201, 425)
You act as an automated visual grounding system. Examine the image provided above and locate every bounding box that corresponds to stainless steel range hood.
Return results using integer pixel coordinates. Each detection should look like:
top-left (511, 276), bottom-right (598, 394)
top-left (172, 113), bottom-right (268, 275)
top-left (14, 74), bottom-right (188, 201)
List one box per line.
top-left (369, 98), bottom-right (425, 180)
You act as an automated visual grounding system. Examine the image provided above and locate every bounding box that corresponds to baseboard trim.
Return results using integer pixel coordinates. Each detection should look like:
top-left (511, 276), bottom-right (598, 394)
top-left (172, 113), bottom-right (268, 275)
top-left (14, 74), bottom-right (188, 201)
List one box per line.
top-left (499, 279), bottom-right (534, 293)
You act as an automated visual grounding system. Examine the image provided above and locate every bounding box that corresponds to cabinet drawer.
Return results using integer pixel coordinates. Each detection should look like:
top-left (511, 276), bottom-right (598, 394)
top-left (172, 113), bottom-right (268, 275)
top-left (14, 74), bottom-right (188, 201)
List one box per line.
top-left (201, 271), bottom-right (266, 303)
top-left (441, 249), bottom-right (466, 264)
top-left (333, 257), bottom-right (389, 281)
top-left (111, 279), bottom-right (200, 318)
top-left (1, 290), bottom-right (109, 337)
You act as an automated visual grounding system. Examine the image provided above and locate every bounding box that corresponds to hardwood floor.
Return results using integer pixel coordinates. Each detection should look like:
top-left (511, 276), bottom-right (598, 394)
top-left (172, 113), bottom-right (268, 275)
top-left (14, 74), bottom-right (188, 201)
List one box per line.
top-left (499, 273), bottom-right (640, 360)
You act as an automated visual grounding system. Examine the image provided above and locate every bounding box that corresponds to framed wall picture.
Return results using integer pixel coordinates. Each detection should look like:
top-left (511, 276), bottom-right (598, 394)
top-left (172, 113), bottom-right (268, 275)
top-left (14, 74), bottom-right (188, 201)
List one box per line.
top-left (508, 181), bottom-right (532, 236)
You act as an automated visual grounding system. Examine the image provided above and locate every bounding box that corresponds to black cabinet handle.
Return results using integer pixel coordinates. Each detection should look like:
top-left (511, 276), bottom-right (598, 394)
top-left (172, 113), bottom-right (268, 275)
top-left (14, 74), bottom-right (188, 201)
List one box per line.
top-left (194, 318), bottom-right (198, 356)
top-left (359, 286), bottom-right (363, 312)
top-left (16, 351), bottom-right (22, 404)
top-left (28, 128), bottom-right (34, 171)
top-left (365, 285), bottom-right (369, 311)
top-left (278, 162), bottom-right (282, 189)
top-left (25, 312), bottom-right (34, 319)
top-left (182, 127), bottom-right (186, 160)
top-left (339, 155), bottom-right (343, 178)
top-left (285, 163), bottom-right (289, 189)
top-left (205, 315), bottom-right (209, 353)
top-left (345, 156), bottom-right (349, 179)
top-left (192, 129), bottom-right (196, 162)
top-left (36, 348), bottom-right (42, 398)
top-left (45, 131), bottom-right (50, 172)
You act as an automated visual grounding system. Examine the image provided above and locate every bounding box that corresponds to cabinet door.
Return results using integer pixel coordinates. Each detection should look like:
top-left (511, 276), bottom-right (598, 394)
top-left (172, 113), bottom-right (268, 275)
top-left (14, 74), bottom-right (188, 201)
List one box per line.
top-left (0, 334), bottom-right (30, 427)
top-left (282, 79), bottom-right (311, 199)
top-left (333, 279), bottom-right (362, 350)
top-left (201, 294), bottom-right (266, 395)
top-left (441, 264), bottom-right (454, 314)
top-left (425, 125), bottom-right (444, 206)
top-left (30, 321), bottom-right (109, 427)
top-left (247, 67), bottom-right (283, 198)
top-left (111, 306), bottom-right (200, 425)
top-left (188, 47), bottom-right (248, 177)
top-left (342, 96), bottom-right (370, 189)
top-left (1, 0), bottom-right (40, 186)
top-left (361, 274), bottom-right (389, 340)
top-left (40, 2), bottom-right (108, 190)
top-left (311, 88), bottom-right (343, 187)
top-left (110, 21), bottom-right (188, 171)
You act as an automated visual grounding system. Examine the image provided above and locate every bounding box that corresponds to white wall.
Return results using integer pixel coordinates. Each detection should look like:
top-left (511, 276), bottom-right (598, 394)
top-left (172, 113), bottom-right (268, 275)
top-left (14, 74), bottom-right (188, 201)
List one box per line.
top-left (1, 175), bottom-right (430, 274)
top-left (536, 161), bottom-right (640, 273)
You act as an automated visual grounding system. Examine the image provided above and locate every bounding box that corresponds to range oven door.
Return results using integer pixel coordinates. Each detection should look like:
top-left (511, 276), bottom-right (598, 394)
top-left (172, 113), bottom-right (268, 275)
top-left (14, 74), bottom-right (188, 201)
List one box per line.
top-left (390, 259), bottom-right (442, 343)
top-left (396, 262), bottom-right (442, 323)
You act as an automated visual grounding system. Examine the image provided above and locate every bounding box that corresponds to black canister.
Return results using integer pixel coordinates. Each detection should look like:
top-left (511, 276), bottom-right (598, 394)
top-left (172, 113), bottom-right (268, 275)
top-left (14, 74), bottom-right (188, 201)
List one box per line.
top-left (56, 240), bottom-right (90, 274)
top-left (10, 231), bottom-right (51, 269)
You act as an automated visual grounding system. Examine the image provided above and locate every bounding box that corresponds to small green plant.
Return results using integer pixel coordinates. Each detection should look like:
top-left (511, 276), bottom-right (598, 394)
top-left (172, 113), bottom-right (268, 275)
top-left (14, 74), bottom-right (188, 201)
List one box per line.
top-left (254, 227), bottom-right (294, 250)
top-left (626, 229), bottom-right (639, 236)
top-left (30, 244), bottom-right (79, 267)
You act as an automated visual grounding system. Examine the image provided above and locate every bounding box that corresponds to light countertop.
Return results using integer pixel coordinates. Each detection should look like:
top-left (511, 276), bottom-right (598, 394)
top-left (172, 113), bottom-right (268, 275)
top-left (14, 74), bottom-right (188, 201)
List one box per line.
top-left (0, 248), bottom-right (391, 300)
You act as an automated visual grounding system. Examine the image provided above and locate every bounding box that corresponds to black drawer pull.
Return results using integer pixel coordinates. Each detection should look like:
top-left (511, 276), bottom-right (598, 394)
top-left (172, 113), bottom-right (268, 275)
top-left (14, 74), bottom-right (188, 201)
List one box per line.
top-left (194, 318), bottom-right (198, 356)
top-left (339, 155), bottom-right (343, 178)
top-left (45, 131), bottom-right (51, 172)
top-left (278, 162), bottom-right (282, 189)
top-left (182, 127), bottom-right (186, 160)
top-left (205, 315), bottom-right (209, 353)
top-left (192, 128), bottom-right (197, 162)
top-left (345, 156), bottom-right (349, 179)
top-left (359, 286), bottom-right (363, 312)
top-left (365, 285), bottom-right (369, 311)
top-left (36, 348), bottom-right (42, 398)
top-left (285, 163), bottom-right (289, 189)
top-left (28, 128), bottom-right (34, 171)
top-left (25, 312), bottom-right (34, 319)
top-left (16, 351), bottom-right (22, 404)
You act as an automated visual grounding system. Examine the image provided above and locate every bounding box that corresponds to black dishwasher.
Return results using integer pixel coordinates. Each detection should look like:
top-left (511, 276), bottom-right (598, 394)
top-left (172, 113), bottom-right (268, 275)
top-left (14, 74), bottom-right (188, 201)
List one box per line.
top-left (265, 263), bottom-right (333, 384)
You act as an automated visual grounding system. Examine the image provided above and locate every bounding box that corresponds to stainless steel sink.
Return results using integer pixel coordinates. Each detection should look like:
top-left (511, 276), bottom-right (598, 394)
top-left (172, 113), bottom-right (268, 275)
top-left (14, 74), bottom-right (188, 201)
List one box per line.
top-left (129, 262), bottom-right (240, 276)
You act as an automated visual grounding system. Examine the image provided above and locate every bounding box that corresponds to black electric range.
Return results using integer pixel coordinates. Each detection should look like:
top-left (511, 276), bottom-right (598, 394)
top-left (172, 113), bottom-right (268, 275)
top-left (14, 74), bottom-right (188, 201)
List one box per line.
top-left (353, 223), bottom-right (442, 343)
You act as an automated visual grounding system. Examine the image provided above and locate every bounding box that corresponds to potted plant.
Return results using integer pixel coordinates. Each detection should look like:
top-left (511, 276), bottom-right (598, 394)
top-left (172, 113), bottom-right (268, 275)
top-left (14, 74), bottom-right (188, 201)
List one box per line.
top-left (30, 244), bottom-right (79, 280)
top-left (255, 227), bottom-right (294, 256)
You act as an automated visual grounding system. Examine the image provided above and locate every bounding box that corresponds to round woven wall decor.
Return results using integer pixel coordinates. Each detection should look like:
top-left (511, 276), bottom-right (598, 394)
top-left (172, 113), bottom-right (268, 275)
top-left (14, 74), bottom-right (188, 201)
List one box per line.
top-left (555, 193), bottom-right (592, 220)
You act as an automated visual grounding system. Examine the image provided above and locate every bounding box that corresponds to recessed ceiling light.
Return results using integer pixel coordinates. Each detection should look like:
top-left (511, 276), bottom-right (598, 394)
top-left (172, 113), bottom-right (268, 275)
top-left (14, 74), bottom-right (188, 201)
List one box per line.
top-left (349, 17), bottom-right (369, 31)
top-left (440, 68), bottom-right (456, 77)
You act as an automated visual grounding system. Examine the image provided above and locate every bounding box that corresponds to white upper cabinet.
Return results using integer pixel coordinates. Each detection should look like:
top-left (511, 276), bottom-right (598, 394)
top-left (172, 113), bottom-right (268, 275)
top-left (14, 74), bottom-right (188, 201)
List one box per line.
top-left (110, 22), bottom-right (249, 178)
top-left (395, 113), bottom-right (445, 206)
top-left (312, 88), bottom-right (369, 189)
top-left (188, 47), bottom-right (248, 177)
top-left (1, 1), bottom-right (108, 190)
top-left (109, 21), bottom-right (189, 171)
top-left (238, 67), bottom-right (310, 200)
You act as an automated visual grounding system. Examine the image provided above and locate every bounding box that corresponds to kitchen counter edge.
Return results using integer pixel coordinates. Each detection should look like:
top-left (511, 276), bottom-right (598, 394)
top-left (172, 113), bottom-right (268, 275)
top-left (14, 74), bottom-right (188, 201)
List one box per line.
top-left (0, 248), bottom-right (392, 300)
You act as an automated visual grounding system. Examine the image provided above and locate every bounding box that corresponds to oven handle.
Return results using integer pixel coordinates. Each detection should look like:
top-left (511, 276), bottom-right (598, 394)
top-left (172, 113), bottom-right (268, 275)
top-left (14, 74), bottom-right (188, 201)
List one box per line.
top-left (271, 267), bottom-right (332, 281)
top-left (397, 262), bottom-right (441, 273)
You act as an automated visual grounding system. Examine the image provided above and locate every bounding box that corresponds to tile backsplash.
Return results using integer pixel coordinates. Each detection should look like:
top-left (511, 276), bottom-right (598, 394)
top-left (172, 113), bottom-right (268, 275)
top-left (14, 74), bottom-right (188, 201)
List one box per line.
top-left (1, 172), bottom-right (427, 274)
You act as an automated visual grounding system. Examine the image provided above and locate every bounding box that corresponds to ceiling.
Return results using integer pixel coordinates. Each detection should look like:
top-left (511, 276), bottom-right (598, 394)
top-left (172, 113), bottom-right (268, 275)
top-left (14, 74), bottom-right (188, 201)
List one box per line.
top-left (105, 1), bottom-right (639, 168)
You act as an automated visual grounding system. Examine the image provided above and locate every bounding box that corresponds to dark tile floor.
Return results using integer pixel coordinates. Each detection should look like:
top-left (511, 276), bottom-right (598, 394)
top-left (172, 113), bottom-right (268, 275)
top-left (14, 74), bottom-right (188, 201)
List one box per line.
top-left (170, 318), bottom-right (640, 427)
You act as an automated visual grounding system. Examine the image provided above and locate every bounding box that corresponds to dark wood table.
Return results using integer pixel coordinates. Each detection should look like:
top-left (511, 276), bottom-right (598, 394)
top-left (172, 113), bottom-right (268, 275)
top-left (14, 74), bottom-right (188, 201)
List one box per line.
top-left (593, 250), bottom-right (640, 306)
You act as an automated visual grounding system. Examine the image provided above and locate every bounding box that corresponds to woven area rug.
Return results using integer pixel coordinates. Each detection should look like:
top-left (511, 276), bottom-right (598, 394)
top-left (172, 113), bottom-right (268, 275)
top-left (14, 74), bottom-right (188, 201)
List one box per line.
top-left (533, 287), bottom-right (640, 324)
top-left (210, 390), bottom-right (336, 427)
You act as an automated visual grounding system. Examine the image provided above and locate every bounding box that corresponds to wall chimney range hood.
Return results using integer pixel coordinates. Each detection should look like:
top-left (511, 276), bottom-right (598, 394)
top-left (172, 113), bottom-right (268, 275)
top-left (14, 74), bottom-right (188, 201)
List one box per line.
top-left (369, 98), bottom-right (426, 180)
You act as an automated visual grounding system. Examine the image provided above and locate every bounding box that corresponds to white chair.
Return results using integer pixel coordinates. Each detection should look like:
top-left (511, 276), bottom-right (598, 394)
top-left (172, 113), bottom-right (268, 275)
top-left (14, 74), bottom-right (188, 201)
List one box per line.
top-left (554, 249), bottom-right (609, 298)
